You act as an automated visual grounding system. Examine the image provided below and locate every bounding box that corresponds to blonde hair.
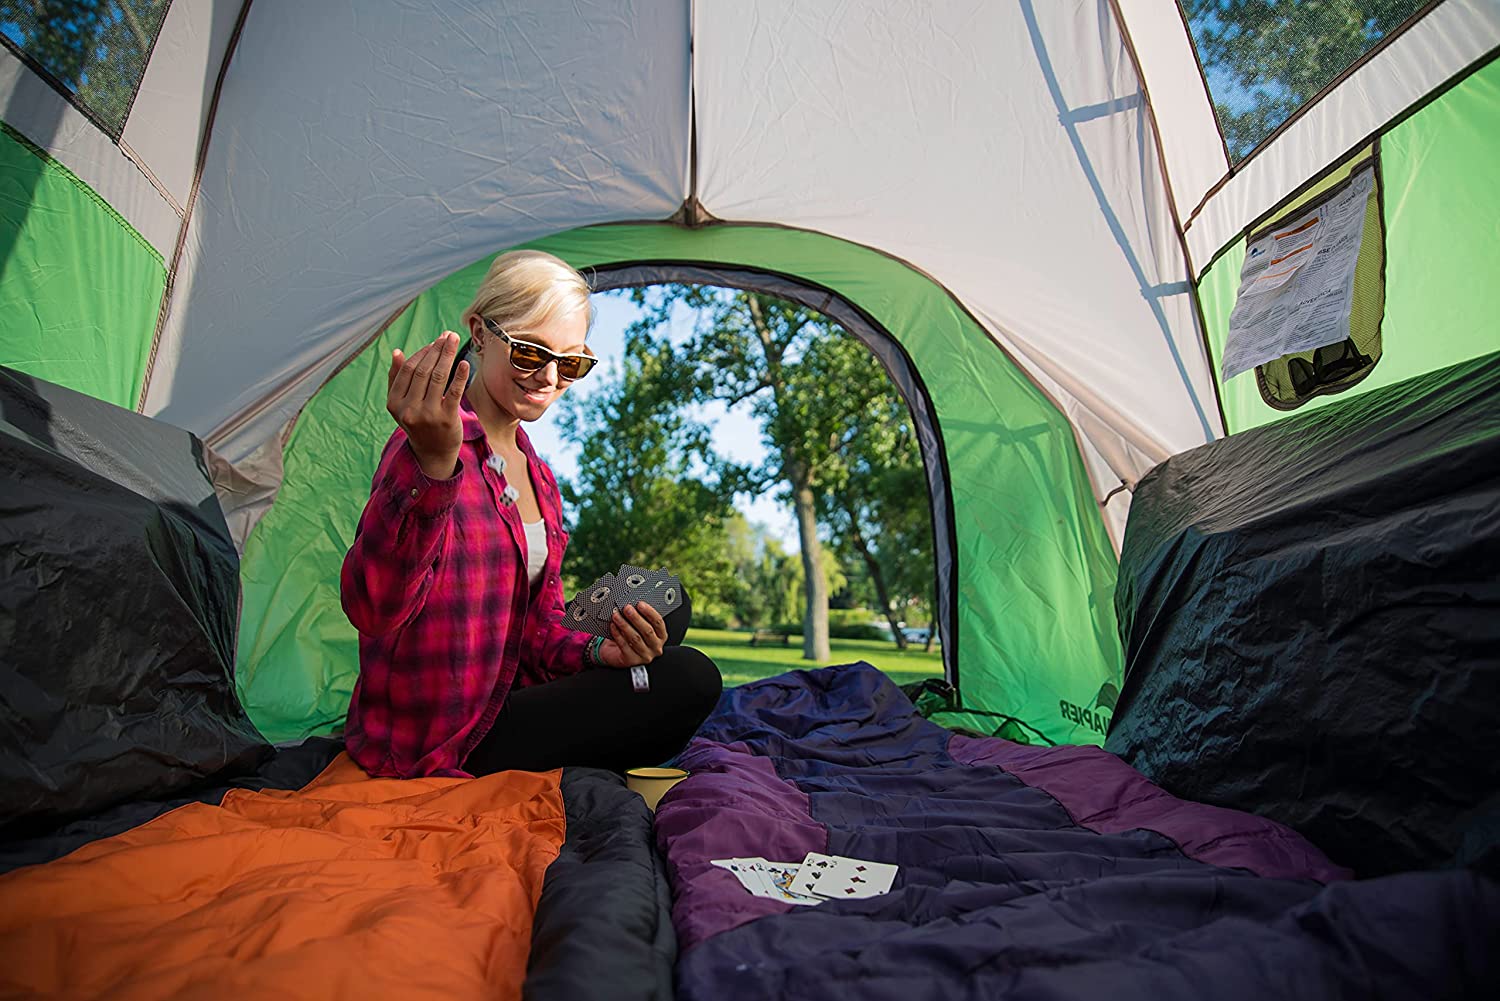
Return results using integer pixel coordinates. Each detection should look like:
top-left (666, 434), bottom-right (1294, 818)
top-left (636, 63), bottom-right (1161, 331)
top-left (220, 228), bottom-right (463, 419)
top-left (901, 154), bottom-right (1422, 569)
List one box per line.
top-left (461, 250), bottom-right (594, 339)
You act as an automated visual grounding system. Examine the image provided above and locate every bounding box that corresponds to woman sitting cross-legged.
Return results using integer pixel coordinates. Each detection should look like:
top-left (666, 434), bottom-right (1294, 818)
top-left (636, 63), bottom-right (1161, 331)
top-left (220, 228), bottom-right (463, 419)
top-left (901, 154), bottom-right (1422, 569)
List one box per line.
top-left (340, 250), bottom-right (722, 778)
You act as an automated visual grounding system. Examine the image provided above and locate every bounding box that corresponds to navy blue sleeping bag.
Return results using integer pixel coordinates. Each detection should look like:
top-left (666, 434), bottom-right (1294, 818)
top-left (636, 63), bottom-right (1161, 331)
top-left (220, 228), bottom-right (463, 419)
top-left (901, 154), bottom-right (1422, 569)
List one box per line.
top-left (656, 665), bottom-right (1498, 1000)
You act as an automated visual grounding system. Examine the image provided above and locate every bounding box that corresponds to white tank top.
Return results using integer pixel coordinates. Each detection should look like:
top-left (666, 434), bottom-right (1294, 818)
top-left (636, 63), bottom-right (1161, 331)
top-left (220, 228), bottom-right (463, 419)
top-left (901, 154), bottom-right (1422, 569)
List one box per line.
top-left (522, 519), bottom-right (548, 585)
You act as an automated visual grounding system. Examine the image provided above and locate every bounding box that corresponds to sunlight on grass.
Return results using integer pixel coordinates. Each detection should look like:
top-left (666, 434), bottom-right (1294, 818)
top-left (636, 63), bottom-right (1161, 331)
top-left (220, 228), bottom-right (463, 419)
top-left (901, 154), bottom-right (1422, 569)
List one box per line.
top-left (684, 627), bottom-right (944, 689)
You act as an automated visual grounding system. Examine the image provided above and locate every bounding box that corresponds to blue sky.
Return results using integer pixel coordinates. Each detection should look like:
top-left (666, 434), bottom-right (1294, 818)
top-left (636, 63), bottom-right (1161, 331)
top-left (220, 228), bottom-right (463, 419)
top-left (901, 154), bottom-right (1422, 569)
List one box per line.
top-left (523, 289), bottom-right (801, 548)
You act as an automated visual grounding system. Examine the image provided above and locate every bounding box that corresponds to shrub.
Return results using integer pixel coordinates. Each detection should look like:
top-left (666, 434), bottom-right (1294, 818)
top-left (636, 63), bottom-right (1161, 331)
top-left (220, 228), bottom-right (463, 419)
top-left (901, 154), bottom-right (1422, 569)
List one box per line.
top-left (692, 610), bottom-right (730, 630)
top-left (767, 621), bottom-right (889, 642)
top-left (829, 623), bottom-right (890, 641)
top-left (827, 608), bottom-right (873, 628)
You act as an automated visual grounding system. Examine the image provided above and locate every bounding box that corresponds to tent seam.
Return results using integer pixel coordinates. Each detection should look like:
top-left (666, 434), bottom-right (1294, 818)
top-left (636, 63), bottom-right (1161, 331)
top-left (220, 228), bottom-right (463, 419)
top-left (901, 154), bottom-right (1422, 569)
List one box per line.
top-left (1190, 44), bottom-right (1500, 280)
top-left (137, 0), bottom-right (256, 414)
top-left (245, 295), bottom-right (420, 454)
top-left (0, 120), bottom-right (164, 267)
top-left (1105, 0), bottom-right (1228, 436)
top-left (1181, 0), bottom-right (1446, 228)
top-left (1170, 0), bottom-right (1233, 176)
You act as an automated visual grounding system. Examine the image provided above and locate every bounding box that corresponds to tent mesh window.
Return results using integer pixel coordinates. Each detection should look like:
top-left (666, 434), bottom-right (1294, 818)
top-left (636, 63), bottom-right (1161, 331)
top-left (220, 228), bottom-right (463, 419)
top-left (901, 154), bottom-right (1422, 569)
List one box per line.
top-left (1253, 162), bottom-right (1386, 410)
top-left (0, 0), bottom-right (172, 139)
top-left (1181, 0), bottom-right (1429, 163)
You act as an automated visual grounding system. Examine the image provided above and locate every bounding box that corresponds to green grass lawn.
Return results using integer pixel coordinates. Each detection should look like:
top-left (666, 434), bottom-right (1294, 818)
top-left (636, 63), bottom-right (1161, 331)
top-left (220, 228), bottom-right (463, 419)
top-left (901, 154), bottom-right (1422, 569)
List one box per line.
top-left (684, 627), bottom-right (944, 689)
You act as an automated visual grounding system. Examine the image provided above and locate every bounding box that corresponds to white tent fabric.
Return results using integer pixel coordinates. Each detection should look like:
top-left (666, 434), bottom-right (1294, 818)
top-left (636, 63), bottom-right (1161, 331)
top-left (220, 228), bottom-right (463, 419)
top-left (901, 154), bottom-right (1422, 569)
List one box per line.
top-left (1183, 0), bottom-right (1500, 272)
top-left (1, 43), bottom-right (180, 255)
top-left (133, 0), bottom-right (1223, 522)
top-left (1114, 0), bottom-right (1228, 222)
top-left (118, 0), bottom-right (243, 214)
top-left (694, 0), bottom-right (1221, 514)
top-left (5, 0), bottom-right (1490, 531)
top-left (144, 0), bottom-right (689, 466)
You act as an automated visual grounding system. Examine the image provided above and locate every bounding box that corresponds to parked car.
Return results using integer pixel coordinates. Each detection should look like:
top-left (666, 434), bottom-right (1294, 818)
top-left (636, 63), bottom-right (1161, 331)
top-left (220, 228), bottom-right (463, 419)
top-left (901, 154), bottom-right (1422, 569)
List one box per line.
top-left (901, 627), bottom-right (940, 646)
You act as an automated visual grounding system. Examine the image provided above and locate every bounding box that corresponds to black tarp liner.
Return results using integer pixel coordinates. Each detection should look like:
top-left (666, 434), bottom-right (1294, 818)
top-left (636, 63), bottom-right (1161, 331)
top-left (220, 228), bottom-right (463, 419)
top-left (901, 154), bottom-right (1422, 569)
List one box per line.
top-left (0, 737), bottom-right (342, 875)
top-left (1107, 351), bottom-right (1500, 877)
top-left (0, 367), bottom-right (270, 832)
top-left (525, 767), bottom-right (677, 1001)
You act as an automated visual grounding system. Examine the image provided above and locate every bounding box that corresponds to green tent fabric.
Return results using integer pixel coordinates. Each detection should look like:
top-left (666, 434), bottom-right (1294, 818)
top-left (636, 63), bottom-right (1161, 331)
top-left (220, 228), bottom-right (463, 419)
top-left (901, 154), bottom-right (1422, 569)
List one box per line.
top-left (235, 224), bottom-right (1122, 746)
top-left (2, 2), bottom-right (1495, 758)
top-left (1198, 56), bottom-right (1500, 434)
top-left (0, 123), bottom-right (162, 410)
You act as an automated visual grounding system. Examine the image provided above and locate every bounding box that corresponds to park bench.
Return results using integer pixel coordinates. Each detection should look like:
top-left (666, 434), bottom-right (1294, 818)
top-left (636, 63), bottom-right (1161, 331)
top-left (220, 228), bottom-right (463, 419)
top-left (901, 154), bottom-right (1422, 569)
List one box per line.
top-left (749, 630), bottom-right (792, 647)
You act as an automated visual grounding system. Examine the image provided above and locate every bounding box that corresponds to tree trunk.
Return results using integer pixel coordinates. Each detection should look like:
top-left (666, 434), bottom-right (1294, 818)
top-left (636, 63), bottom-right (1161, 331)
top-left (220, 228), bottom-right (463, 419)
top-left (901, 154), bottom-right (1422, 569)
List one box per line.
top-left (924, 614), bottom-right (938, 653)
top-left (791, 474), bottom-right (831, 661)
top-left (744, 294), bottom-right (830, 663)
top-left (842, 500), bottom-right (907, 650)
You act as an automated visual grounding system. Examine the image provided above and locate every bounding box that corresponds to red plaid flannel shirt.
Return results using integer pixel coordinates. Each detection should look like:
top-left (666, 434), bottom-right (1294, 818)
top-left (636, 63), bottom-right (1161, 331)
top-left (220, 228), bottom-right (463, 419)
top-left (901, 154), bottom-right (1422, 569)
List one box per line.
top-left (341, 402), bottom-right (590, 777)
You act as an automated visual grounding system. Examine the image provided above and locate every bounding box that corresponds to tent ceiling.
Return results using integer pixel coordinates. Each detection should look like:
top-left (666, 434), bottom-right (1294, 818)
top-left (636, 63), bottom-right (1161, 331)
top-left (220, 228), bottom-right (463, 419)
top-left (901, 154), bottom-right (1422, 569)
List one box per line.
top-left (17, 1), bottom-right (1483, 509)
top-left (694, 0), bottom-right (1222, 488)
top-left (119, 0), bottom-right (243, 213)
top-left (143, 0), bottom-right (690, 460)
top-left (133, 0), bottom-right (1222, 515)
top-left (1114, 0), bottom-right (1228, 224)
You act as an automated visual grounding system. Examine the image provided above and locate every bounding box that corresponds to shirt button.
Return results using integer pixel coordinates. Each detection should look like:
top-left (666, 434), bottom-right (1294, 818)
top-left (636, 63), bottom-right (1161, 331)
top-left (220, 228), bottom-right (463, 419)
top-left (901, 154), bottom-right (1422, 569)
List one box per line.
top-left (409, 487), bottom-right (419, 498)
top-left (486, 455), bottom-right (506, 473)
top-left (501, 484), bottom-right (519, 505)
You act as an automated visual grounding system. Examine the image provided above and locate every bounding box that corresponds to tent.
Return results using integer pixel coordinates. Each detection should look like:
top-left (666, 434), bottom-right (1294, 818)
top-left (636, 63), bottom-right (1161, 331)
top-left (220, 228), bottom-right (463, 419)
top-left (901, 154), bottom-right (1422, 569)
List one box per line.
top-left (1, 0), bottom-right (1496, 779)
top-left (4, 4), bottom-right (1499, 997)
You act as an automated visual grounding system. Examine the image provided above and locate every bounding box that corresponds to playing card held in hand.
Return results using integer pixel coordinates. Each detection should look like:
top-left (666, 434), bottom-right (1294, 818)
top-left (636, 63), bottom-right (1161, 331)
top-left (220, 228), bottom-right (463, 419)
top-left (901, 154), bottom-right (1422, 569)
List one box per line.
top-left (564, 564), bottom-right (684, 635)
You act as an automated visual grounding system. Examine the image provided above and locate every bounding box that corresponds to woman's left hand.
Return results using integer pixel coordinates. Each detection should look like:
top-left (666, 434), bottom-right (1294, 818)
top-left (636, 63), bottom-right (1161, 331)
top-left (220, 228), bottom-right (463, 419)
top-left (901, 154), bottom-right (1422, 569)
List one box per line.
top-left (598, 602), bottom-right (669, 668)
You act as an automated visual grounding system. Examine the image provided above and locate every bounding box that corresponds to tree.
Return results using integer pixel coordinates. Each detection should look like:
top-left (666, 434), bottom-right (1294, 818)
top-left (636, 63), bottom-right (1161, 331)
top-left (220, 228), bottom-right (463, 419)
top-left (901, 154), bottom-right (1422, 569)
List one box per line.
top-left (554, 334), bottom-right (739, 610)
top-left (1184, 0), bottom-right (1421, 160)
top-left (0, 1), bottom-right (170, 130)
top-left (799, 335), bottom-right (935, 650)
top-left (625, 286), bottom-right (934, 660)
top-left (628, 286), bottom-right (870, 661)
top-left (742, 535), bottom-right (802, 630)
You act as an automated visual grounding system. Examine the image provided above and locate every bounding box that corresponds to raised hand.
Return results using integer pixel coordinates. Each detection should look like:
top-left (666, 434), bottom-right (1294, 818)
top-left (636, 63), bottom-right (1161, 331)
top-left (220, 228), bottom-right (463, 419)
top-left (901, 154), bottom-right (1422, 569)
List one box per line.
top-left (598, 602), bottom-right (669, 668)
top-left (387, 331), bottom-right (470, 480)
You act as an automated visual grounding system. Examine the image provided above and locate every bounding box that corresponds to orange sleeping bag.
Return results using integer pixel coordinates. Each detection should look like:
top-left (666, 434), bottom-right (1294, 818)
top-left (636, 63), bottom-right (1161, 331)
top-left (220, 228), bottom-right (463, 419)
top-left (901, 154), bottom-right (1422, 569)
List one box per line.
top-left (0, 755), bottom-right (566, 1000)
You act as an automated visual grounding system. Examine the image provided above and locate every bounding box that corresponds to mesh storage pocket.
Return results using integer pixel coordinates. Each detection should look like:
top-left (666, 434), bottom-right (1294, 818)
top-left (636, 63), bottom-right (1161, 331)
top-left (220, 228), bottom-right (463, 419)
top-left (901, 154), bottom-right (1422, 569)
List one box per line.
top-left (1252, 162), bottom-right (1387, 410)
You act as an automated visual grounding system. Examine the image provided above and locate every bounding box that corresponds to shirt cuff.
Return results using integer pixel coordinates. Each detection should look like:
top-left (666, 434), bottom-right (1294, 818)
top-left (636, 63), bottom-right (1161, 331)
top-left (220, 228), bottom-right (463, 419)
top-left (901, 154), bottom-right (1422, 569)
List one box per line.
top-left (383, 448), bottom-right (464, 520)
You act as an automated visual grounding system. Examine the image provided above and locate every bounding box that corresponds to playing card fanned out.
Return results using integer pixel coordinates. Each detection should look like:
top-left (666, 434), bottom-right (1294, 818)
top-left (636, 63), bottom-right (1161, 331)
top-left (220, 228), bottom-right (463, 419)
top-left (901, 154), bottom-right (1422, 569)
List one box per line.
top-left (710, 858), bottom-right (820, 906)
top-left (710, 853), bottom-right (899, 904)
top-left (632, 569), bottom-right (683, 617)
top-left (562, 572), bottom-right (615, 638)
top-left (791, 852), bottom-right (898, 900)
top-left (616, 564), bottom-right (651, 594)
top-left (564, 564), bottom-right (684, 635)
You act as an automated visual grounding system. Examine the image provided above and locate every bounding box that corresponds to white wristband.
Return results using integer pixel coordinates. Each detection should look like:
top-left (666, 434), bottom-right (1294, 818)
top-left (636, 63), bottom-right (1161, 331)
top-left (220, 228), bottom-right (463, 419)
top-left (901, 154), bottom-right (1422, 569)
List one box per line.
top-left (629, 665), bottom-right (650, 693)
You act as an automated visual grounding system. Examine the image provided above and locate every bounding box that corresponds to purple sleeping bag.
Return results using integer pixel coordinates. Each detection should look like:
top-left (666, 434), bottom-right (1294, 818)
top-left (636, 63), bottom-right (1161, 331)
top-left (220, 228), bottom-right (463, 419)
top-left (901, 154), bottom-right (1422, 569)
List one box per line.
top-left (655, 664), bottom-right (1498, 1000)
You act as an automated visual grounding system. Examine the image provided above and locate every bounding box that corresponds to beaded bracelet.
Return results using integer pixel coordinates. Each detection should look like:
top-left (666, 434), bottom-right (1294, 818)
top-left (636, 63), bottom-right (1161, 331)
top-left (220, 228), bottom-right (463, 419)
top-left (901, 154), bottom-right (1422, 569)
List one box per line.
top-left (585, 635), bottom-right (606, 668)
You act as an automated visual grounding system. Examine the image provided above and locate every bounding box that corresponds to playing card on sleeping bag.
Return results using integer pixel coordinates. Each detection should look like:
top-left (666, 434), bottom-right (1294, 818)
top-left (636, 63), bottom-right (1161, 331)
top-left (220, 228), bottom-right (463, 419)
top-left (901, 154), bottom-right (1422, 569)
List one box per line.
top-left (0, 756), bottom-right (567, 1001)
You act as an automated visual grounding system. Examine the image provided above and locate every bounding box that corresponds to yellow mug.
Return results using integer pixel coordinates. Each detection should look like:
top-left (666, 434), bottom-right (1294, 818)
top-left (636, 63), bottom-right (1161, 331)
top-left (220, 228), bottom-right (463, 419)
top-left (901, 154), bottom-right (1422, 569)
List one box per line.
top-left (625, 767), bottom-right (689, 812)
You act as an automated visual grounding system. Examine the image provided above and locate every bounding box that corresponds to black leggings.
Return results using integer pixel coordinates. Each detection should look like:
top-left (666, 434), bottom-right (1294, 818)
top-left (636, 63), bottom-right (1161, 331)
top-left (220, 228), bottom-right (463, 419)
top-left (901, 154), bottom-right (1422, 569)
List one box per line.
top-left (465, 591), bottom-right (722, 776)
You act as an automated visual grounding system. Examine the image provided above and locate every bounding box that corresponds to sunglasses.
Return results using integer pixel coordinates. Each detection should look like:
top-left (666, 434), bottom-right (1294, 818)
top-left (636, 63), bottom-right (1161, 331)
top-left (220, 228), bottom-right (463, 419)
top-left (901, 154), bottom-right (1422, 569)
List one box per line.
top-left (482, 317), bottom-right (597, 381)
